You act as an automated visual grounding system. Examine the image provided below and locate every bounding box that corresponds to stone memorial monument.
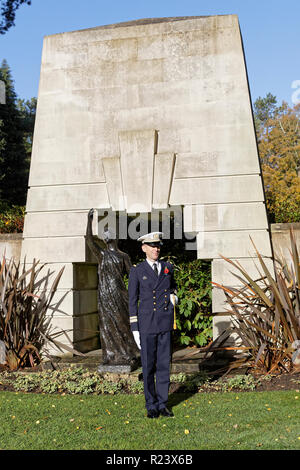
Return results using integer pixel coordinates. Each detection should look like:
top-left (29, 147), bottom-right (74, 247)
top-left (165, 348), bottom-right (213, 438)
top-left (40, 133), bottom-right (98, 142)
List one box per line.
top-left (21, 15), bottom-right (273, 353)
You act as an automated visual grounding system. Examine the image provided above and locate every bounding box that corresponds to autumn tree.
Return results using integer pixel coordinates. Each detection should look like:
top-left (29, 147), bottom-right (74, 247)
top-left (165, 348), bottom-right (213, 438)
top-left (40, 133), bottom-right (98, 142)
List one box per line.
top-left (254, 95), bottom-right (300, 223)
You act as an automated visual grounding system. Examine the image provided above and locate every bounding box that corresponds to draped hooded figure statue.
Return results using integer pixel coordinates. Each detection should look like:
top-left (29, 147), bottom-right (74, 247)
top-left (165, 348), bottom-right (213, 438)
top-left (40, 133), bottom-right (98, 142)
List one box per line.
top-left (86, 209), bottom-right (140, 369)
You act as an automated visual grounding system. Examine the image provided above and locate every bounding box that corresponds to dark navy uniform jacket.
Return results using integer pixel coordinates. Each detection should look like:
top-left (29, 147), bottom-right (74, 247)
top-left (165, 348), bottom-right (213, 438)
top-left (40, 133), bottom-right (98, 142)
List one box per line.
top-left (128, 260), bottom-right (177, 334)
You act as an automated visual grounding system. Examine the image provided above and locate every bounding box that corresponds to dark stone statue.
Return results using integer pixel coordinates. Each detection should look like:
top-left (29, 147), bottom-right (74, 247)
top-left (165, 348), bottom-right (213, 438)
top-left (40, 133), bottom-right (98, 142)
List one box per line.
top-left (86, 209), bottom-right (140, 371)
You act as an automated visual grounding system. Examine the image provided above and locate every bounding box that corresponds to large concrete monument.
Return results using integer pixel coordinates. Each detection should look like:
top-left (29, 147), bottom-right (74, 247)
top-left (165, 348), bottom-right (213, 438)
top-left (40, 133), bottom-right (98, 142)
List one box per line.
top-left (22, 15), bottom-right (273, 352)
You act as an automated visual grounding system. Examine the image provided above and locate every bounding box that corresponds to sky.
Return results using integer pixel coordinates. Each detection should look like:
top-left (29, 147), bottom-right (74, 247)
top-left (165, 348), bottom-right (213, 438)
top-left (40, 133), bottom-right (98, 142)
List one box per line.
top-left (0, 0), bottom-right (299, 107)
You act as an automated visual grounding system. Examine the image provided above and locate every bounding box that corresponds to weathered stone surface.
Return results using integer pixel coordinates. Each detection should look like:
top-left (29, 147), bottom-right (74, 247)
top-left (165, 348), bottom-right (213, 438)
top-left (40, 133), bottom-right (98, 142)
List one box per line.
top-left (102, 157), bottom-right (125, 211)
top-left (73, 263), bottom-right (98, 290)
top-left (170, 175), bottom-right (264, 206)
top-left (212, 314), bottom-right (242, 346)
top-left (42, 289), bottom-right (97, 317)
top-left (197, 230), bottom-right (272, 259)
top-left (119, 129), bottom-right (157, 213)
top-left (26, 184), bottom-right (110, 212)
top-left (271, 223), bottom-right (300, 267)
top-left (152, 153), bottom-right (175, 209)
top-left (23, 210), bottom-right (98, 238)
top-left (175, 148), bottom-right (259, 179)
top-left (98, 363), bottom-right (139, 373)
top-left (183, 203), bottom-right (268, 232)
top-left (22, 237), bottom-right (86, 263)
top-left (212, 257), bottom-right (275, 285)
top-left (73, 312), bottom-right (100, 353)
top-left (45, 315), bottom-right (73, 342)
top-left (212, 287), bottom-right (231, 314)
top-left (0, 234), bottom-right (22, 261)
top-left (21, 262), bottom-right (73, 290)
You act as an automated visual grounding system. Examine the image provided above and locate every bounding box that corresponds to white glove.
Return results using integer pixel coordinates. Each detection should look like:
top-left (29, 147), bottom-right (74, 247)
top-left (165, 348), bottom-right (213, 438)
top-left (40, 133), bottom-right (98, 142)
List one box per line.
top-left (133, 331), bottom-right (141, 349)
top-left (170, 294), bottom-right (178, 306)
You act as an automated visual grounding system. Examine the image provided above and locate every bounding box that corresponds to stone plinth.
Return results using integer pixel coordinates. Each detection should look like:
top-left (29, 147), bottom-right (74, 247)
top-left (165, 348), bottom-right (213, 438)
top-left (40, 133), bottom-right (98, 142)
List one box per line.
top-left (98, 363), bottom-right (139, 374)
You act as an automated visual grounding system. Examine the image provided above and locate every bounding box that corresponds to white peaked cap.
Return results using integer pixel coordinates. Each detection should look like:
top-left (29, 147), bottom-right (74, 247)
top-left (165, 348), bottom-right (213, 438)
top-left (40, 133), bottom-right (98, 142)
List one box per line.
top-left (137, 232), bottom-right (164, 243)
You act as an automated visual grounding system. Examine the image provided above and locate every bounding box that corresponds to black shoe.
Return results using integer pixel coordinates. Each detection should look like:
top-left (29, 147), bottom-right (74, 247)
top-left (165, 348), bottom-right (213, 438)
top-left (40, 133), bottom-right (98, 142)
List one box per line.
top-left (147, 409), bottom-right (159, 419)
top-left (159, 407), bottom-right (174, 417)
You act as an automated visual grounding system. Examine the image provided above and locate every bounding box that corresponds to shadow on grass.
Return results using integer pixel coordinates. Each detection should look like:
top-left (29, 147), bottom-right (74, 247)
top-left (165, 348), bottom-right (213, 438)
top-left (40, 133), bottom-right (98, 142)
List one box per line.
top-left (168, 389), bottom-right (198, 409)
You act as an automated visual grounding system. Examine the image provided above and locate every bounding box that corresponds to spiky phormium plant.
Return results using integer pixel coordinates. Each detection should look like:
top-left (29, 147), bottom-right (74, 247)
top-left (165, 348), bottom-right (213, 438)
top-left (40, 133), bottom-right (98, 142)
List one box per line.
top-left (0, 256), bottom-right (79, 370)
top-left (212, 229), bottom-right (300, 374)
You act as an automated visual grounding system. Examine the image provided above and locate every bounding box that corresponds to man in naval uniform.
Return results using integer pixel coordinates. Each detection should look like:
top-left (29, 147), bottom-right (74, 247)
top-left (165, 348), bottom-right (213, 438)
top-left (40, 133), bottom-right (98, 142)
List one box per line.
top-left (128, 232), bottom-right (178, 418)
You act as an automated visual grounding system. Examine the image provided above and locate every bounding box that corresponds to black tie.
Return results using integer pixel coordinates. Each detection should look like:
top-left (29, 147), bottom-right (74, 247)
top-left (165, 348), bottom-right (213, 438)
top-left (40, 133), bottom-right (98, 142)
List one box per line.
top-left (153, 263), bottom-right (158, 276)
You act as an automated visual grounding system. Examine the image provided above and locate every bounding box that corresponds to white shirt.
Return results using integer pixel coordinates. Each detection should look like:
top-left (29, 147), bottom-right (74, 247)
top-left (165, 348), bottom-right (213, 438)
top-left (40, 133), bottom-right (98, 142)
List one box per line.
top-left (146, 259), bottom-right (161, 275)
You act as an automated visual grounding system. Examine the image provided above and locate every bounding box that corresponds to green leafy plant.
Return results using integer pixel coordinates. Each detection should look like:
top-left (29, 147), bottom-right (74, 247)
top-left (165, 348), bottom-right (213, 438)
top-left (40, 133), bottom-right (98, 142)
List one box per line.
top-left (0, 367), bottom-right (139, 395)
top-left (219, 374), bottom-right (258, 392)
top-left (0, 204), bottom-right (25, 233)
top-left (0, 255), bottom-right (79, 370)
top-left (3, 365), bottom-right (289, 396)
top-left (173, 259), bottom-right (212, 348)
top-left (212, 229), bottom-right (300, 374)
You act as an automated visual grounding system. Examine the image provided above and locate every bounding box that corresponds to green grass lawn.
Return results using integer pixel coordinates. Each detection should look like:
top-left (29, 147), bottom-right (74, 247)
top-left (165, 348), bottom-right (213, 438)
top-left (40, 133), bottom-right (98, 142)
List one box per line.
top-left (0, 390), bottom-right (299, 450)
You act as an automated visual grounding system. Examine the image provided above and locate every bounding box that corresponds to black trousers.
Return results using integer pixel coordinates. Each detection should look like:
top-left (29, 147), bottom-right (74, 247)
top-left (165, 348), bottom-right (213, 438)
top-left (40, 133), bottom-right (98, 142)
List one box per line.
top-left (140, 331), bottom-right (171, 411)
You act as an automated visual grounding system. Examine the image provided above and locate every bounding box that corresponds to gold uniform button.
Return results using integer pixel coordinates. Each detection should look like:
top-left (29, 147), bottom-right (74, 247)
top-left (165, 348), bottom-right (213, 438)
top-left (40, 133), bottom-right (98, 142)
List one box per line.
top-left (153, 308), bottom-right (156, 311)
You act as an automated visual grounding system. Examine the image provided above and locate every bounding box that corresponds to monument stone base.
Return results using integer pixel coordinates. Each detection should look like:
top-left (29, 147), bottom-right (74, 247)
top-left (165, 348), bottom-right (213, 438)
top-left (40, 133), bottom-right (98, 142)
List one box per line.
top-left (97, 364), bottom-right (138, 374)
top-left (97, 356), bottom-right (141, 374)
